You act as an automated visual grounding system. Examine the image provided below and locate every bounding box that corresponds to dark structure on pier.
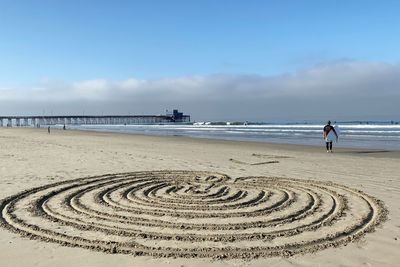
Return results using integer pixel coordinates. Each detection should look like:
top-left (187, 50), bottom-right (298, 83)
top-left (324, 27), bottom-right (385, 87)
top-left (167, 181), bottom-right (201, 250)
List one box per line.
top-left (0, 109), bottom-right (190, 127)
top-left (167, 109), bottom-right (186, 122)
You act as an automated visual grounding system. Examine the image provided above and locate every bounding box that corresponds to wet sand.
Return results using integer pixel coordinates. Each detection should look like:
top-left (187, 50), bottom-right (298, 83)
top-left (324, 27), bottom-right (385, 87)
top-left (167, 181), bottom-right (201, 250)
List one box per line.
top-left (0, 127), bottom-right (399, 267)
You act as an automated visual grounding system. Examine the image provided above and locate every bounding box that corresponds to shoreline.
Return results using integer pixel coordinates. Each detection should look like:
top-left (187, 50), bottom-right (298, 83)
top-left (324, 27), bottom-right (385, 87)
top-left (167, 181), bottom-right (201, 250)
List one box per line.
top-left (67, 125), bottom-right (400, 152)
top-left (5, 126), bottom-right (400, 158)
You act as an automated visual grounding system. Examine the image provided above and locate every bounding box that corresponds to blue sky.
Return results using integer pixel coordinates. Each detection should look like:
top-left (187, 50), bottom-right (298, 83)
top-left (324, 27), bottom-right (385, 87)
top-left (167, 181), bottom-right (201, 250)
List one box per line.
top-left (1, 0), bottom-right (399, 84)
top-left (0, 1), bottom-right (399, 120)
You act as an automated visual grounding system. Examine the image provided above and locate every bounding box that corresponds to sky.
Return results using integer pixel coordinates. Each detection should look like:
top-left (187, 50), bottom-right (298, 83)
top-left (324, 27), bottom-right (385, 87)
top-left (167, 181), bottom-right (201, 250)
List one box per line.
top-left (0, 0), bottom-right (399, 121)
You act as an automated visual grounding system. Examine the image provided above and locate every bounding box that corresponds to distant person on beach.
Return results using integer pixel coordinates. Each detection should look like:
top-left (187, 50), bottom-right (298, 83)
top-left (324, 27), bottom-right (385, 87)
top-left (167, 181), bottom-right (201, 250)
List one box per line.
top-left (48, 126), bottom-right (51, 134)
top-left (63, 124), bottom-right (66, 130)
top-left (333, 121), bottom-right (340, 137)
top-left (323, 121), bottom-right (338, 153)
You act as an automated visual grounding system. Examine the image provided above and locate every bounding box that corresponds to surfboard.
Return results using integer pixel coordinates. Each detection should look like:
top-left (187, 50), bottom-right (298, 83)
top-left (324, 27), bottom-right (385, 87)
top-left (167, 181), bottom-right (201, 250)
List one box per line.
top-left (326, 126), bottom-right (339, 141)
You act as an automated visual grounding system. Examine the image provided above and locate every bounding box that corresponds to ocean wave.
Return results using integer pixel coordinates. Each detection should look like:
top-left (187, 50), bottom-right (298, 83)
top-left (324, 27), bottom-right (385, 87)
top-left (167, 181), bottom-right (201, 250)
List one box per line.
top-left (70, 123), bottom-right (400, 150)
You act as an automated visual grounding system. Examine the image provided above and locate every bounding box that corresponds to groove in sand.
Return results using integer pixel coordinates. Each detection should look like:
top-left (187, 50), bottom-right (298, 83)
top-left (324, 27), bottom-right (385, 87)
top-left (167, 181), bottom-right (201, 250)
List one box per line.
top-left (0, 170), bottom-right (387, 259)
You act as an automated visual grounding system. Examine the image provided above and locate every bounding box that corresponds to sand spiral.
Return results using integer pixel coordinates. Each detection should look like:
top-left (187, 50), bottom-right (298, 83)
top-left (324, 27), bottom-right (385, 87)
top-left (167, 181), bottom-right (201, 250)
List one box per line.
top-left (0, 170), bottom-right (387, 259)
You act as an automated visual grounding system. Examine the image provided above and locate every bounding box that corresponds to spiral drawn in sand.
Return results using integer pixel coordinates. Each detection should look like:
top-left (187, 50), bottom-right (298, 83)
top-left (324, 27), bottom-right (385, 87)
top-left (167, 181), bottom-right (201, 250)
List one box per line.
top-left (0, 171), bottom-right (387, 259)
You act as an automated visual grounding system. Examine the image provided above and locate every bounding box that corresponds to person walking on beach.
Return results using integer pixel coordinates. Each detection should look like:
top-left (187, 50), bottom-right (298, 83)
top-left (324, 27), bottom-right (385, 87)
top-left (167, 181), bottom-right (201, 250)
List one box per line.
top-left (48, 126), bottom-right (51, 134)
top-left (323, 121), bottom-right (338, 152)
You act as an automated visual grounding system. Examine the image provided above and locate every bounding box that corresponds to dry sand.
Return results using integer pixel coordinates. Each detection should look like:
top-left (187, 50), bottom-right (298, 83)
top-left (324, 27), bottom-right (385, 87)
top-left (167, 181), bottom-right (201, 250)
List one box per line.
top-left (0, 127), bottom-right (399, 267)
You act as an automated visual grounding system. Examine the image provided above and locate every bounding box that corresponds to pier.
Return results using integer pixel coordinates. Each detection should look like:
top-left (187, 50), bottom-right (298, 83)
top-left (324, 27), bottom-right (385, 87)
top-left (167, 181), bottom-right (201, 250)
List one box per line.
top-left (0, 110), bottom-right (190, 127)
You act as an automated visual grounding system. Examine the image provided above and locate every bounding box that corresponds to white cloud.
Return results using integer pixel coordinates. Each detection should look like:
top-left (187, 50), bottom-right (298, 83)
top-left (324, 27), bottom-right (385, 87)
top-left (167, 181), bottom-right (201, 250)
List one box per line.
top-left (0, 61), bottom-right (399, 121)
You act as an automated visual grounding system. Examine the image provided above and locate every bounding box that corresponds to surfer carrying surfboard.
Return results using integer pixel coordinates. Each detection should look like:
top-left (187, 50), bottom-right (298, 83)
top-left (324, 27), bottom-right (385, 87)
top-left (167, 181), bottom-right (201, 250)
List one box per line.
top-left (323, 120), bottom-right (339, 153)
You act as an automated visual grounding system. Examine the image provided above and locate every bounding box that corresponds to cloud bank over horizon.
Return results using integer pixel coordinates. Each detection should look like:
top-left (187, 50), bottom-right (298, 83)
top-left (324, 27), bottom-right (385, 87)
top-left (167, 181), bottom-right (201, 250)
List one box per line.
top-left (1, 61), bottom-right (399, 122)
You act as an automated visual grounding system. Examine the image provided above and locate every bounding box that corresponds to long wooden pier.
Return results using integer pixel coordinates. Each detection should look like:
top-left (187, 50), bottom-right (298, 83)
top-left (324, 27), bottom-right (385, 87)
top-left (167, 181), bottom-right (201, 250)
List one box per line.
top-left (0, 113), bottom-right (190, 127)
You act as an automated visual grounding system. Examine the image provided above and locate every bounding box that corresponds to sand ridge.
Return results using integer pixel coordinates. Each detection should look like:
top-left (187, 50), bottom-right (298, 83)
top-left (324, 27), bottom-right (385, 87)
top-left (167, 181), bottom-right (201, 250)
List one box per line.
top-left (0, 170), bottom-right (387, 260)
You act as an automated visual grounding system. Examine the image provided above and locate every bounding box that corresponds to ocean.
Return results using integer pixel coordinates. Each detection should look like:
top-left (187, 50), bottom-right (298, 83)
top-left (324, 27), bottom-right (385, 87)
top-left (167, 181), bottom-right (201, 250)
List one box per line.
top-left (63, 122), bottom-right (400, 150)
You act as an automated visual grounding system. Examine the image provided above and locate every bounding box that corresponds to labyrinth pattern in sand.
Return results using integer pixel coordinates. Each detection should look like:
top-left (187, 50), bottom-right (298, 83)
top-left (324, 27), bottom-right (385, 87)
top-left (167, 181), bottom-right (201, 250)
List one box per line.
top-left (0, 171), bottom-right (387, 259)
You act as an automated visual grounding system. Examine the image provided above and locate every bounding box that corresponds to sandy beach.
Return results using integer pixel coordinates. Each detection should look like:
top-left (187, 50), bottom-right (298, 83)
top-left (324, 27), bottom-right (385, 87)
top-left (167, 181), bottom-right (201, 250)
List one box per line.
top-left (0, 127), bottom-right (399, 267)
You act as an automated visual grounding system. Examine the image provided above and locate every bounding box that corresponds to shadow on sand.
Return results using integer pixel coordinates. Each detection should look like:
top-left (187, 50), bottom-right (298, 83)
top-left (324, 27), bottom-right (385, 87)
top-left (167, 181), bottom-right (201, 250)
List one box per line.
top-left (352, 150), bottom-right (391, 154)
